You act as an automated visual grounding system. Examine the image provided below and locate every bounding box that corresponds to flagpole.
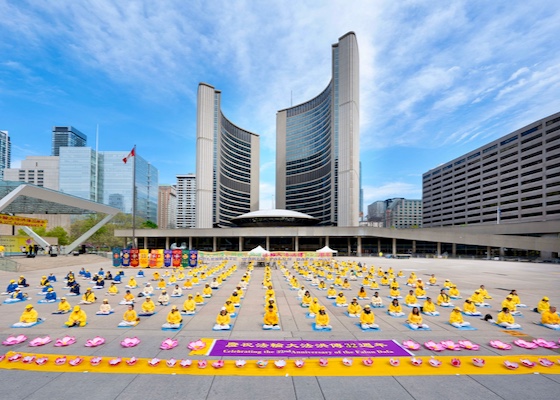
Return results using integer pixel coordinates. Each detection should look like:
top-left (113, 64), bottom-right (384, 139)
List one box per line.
top-left (132, 145), bottom-right (137, 249)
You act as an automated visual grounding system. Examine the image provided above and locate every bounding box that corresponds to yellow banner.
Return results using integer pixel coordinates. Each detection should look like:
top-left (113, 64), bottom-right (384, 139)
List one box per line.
top-left (0, 214), bottom-right (47, 228)
top-left (139, 249), bottom-right (149, 268)
top-left (0, 235), bottom-right (34, 253)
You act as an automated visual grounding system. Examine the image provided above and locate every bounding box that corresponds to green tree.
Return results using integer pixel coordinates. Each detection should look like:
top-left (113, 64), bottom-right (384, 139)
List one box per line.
top-left (18, 226), bottom-right (70, 245)
top-left (140, 220), bottom-right (158, 229)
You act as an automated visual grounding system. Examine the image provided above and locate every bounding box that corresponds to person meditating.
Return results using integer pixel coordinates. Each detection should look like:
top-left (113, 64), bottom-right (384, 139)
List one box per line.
top-left (335, 292), bottom-right (348, 307)
top-left (541, 306), bottom-right (560, 330)
top-left (119, 290), bottom-right (135, 305)
top-left (388, 298), bottom-right (405, 317)
top-left (315, 306), bottom-right (332, 330)
top-left (301, 291), bottom-right (312, 307)
top-left (125, 277), bottom-right (138, 289)
top-left (404, 290), bottom-right (421, 308)
top-left (214, 307), bottom-right (231, 330)
top-left (182, 294), bottom-right (197, 314)
top-left (422, 297), bottom-right (439, 316)
top-left (357, 286), bottom-right (368, 300)
top-left (56, 297), bottom-right (71, 314)
top-left (118, 304), bottom-right (140, 327)
top-left (96, 299), bottom-right (113, 315)
top-left (141, 297), bottom-right (156, 315)
top-left (13, 304), bottom-right (39, 327)
top-left (225, 300), bottom-right (236, 315)
top-left (415, 285), bottom-right (427, 299)
top-left (406, 307), bottom-right (429, 330)
top-left (308, 297), bottom-right (320, 317)
top-left (326, 286), bottom-right (337, 299)
top-left (437, 289), bottom-right (453, 307)
top-left (462, 298), bottom-right (481, 316)
top-left (263, 304), bottom-right (280, 330)
top-left (509, 290), bottom-right (526, 307)
top-left (162, 305), bottom-right (182, 329)
top-left (80, 288), bottom-right (96, 304)
top-left (360, 305), bottom-right (378, 330)
top-left (141, 283), bottom-right (154, 297)
top-left (502, 295), bottom-right (522, 316)
top-left (471, 290), bottom-right (490, 307)
top-left (428, 274), bottom-right (437, 285)
top-left (479, 284), bottom-right (492, 299)
top-left (449, 306), bottom-right (471, 328)
top-left (202, 284), bottom-right (212, 298)
top-left (536, 296), bottom-right (550, 314)
top-left (5, 279), bottom-right (18, 294)
top-left (65, 306), bottom-right (87, 327)
top-left (448, 285), bottom-right (462, 299)
top-left (194, 292), bottom-right (205, 304)
top-left (347, 297), bottom-right (362, 317)
top-left (496, 307), bottom-right (521, 329)
top-left (107, 282), bottom-right (119, 296)
top-left (158, 290), bottom-right (170, 306)
top-left (171, 284), bottom-right (183, 297)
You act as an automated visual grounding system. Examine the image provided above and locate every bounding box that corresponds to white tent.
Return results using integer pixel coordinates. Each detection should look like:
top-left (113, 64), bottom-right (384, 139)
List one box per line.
top-left (316, 245), bottom-right (338, 253)
top-left (249, 245), bottom-right (270, 256)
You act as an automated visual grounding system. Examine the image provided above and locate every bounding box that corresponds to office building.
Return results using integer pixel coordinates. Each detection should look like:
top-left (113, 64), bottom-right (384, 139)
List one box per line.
top-left (196, 83), bottom-right (260, 228)
top-left (423, 111), bottom-right (560, 227)
top-left (276, 32), bottom-right (360, 226)
top-left (158, 184), bottom-right (177, 229)
top-left (0, 130), bottom-right (11, 181)
top-left (384, 198), bottom-right (423, 229)
top-left (176, 174), bottom-right (196, 228)
top-left (3, 156), bottom-right (60, 190)
top-left (367, 201), bottom-right (386, 224)
top-left (52, 126), bottom-right (87, 156)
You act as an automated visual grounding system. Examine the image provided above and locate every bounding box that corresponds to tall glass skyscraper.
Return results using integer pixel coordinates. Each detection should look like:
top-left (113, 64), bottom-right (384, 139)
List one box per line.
top-left (276, 32), bottom-right (360, 226)
top-left (52, 126), bottom-right (87, 156)
top-left (0, 130), bottom-right (11, 181)
top-left (196, 83), bottom-right (260, 228)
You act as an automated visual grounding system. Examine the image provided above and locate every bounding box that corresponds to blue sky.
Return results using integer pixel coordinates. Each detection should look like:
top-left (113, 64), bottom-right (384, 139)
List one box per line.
top-left (1, 0), bottom-right (560, 213)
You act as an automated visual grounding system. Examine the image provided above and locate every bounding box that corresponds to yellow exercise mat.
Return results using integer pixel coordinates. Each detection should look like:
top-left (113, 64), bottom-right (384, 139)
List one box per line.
top-left (1, 352), bottom-right (559, 376)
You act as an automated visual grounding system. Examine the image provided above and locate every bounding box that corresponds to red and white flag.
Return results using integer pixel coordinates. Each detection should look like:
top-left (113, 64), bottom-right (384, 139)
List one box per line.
top-left (123, 147), bottom-right (135, 164)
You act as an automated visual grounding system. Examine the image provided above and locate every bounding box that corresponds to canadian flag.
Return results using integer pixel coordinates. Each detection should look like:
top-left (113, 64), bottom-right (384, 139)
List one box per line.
top-left (123, 147), bottom-right (135, 164)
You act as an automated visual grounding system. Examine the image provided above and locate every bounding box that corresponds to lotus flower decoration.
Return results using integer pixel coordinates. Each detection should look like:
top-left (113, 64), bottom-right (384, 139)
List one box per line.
top-left (54, 336), bottom-right (76, 347)
top-left (187, 340), bottom-right (206, 351)
top-left (520, 358), bottom-right (536, 368)
top-left (424, 341), bottom-right (445, 352)
top-left (513, 339), bottom-right (538, 349)
top-left (90, 357), bottom-right (103, 366)
top-left (0, 355), bottom-right (4, 362)
top-left (428, 357), bottom-right (442, 368)
top-left (362, 358), bottom-right (374, 367)
top-left (451, 358), bottom-right (461, 367)
top-left (167, 358), bottom-right (178, 368)
top-left (274, 360), bottom-right (287, 369)
top-left (489, 340), bottom-right (512, 350)
top-left (8, 353), bottom-right (22, 362)
top-left (402, 340), bottom-right (420, 350)
top-left (458, 340), bottom-right (479, 351)
top-left (197, 360), bottom-right (207, 368)
top-left (441, 340), bottom-right (461, 351)
top-left (109, 357), bottom-right (122, 366)
top-left (180, 359), bottom-right (193, 368)
top-left (85, 337), bottom-right (105, 347)
top-left (55, 356), bottom-right (67, 365)
top-left (148, 358), bottom-right (160, 367)
top-left (472, 358), bottom-right (485, 367)
top-left (504, 360), bottom-right (518, 370)
top-left (3, 335), bottom-right (27, 346)
top-left (212, 360), bottom-right (224, 369)
top-left (533, 338), bottom-right (559, 349)
top-left (125, 357), bottom-right (137, 366)
top-left (342, 358), bottom-right (353, 366)
top-left (319, 358), bottom-right (328, 367)
top-left (160, 338), bottom-right (178, 350)
top-left (538, 358), bottom-right (554, 367)
top-left (69, 357), bottom-right (84, 366)
top-left (120, 337), bottom-right (140, 348)
top-left (29, 336), bottom-right (51, 347)
top-left (22, 355), bottom-right (35, 364)
top-left (411, 357), bottom-right (423, 366)
top-left (235, 360), bottom-right (246, 368)
top-left (35, 357), bottom-right (48, 365)
top-left (389, 358), bottom-right (400, 367)
top-left (256, 360), bottom-right (268, 368)
top-left (294, 359), bottom-right (305, 368)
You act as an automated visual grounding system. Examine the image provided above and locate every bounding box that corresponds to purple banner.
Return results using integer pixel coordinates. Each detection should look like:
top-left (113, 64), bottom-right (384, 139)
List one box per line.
top-left (208, 340), bottom-right (412, 358)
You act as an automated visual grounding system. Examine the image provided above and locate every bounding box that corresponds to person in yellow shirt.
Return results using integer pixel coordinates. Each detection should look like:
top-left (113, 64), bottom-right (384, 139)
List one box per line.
top-left (177, 270), bottom-right (185, 281)
top-left (140, 297), bottom-right (156, 315)
top-left (449, 285), bottom-right (462, 299)
top-left (443, 279), bottom-right (453, 289)
top-left (125, 277), bottom-right (138, 289)
top-left (333, 275), bottom-right (343, 286)
top-left (96, 299), bottom-right (113, 315)
top-left (541, 306), bottom-right (560, 329)
top-left (265, 286), bottom-right (275, 301)
top-left (380, 275), bottom-right (389, 286)
top-left (360, 305), bottom-right (378, 330)
top-left (65, 305), bottom-right (87, 327)
top-left (357, 286), bottom-right (368, 300)
top-left (397, 270), bottom-right (404, 278)
top-left (449, 307), bottom-right (471, 328)
top-left (301, 291), bottom-right (312, 307)
top-left (415, 285), bottom-right (427, 299)
top-left (536, 297), bottom-right (550, 314)
top-left (404, 290), bottom-right (420, 307)
top-left (107, 282), bottom-right (119, 296)
top-left (182, 294), bottom-right (197, 314)
top-left (315, 306), bottom-right (331, 330)
top-left (157, 278), bottom-right (166, 290)
top-left (479, 285), bottom-right (492, 299)
top-left (118, 304), bottom-right (139, 327)
top-left (342, 278), bottom-right (351, 290)
top-left (335, 292), bottom-right (348, 307)
top-left (428, 274), bottom-right (437, 286)
top-left (369, 279), bottom-right (379, 289)
top-left (152, 271), bottom-right (160, 281)
top-left (347, 298), bottom-right (362, 317)
top-left (437, 289), bottom-right (453, 307)
top-left (202, 284), bottom-right (213, 298)
top-left (80, 288), bottom-right (96, 304)
top-left (389, 286), bottom-right (401, 299)
top-left (462, 299), bottom-right (481, 316)
top-left (471, 290), bottom-right (490, 307)
top-left (214, 307), bottom-right (231, 330)
top-left (119, 290), bottom-right (135, 305)
top-left (194, 292), bottom-right (204, 304)
top-left (225, 300), bottom-right (236, 315)
top-left (388, 299), bottom-right (405, 317)
top-left (56, 297), bottom-right (72, 314)
top-left (501, 296), bottom-right (521, 316)
top-left (406, 307), bottom-right (429, 330)
top-left (183, 279), bottom-right (193, 289)
top-left (326, 285), bottom-right (337, 299)
top-left (162, 305), bottom-right (182, 329)
top-left (496, 307), bottom-right (521, 329)
top-left (13, 304), bottom-right (39, 327)
top-left (263, 305), bottom-right (280, 330)
top-left (168, 274), bottom-right (177, 285)
top-left (422, 297), bottom-right (439, 316)
top-left (508, 290), bottom-right (526, 307)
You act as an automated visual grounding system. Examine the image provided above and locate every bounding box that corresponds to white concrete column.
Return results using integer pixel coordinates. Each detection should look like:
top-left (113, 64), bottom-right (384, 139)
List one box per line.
top-left (357, 237), bottom-right (362, 257)
top-left (392, 238), bottom-right (397, 255)
top-left (437, 242), bottom-right (442, 257)
top-left (295, 236), bottom-right (299, 252)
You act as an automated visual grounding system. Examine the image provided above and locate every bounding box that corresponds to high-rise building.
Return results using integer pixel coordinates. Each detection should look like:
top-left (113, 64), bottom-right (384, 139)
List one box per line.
top-left (196, 83), bottom-right (260, 228)
top-left (176, 174), bottom-right (196, 228)
top-left (52, 126), bottom-right (87, 156)
top-left (0, 130), bottom-right (12, 181)
top-left (59, 148), bottom-right (159, 222)
top-left (276, 32), bottom-right (360, 226)
top-left (367, 201), bottom-right (386, 224)
top-left (3, 156), bottom-right (60, 190)
top-left (158, 184), bottom-right (177, 229)
top-left (422, 111), bottom-right (560, 226)
top-left (384, 198), bottom-right (423, 229)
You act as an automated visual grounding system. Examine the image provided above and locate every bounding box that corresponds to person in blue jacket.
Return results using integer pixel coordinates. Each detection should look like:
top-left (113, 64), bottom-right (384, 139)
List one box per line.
top-left (5, 279), bottom-right (18, 294)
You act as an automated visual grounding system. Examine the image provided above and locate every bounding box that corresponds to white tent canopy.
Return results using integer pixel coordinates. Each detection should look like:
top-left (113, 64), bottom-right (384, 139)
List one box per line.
top-left (249, 245), bottom-right (270, 255)
top-left (316, 245), bottom-right (338, 253)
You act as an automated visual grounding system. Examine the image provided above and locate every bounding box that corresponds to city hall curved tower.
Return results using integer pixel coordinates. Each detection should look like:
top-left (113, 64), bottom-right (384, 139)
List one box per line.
top-left (196, 83), bottom-right (260, 228)
top-left (276, 32), bottom-right (359, 226)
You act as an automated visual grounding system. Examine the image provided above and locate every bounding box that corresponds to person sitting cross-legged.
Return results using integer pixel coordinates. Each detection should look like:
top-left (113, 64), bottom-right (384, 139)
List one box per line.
top-left (263, 304), bottom-right (280, 330)
top-left (65, 305), bottom-right (87, 327)
top-left (541, 306), bottom-right (560, 330)
top-left (360, 305), bottom-right (378, 330)
top-left (162, 305), bottom-right (182, 329)
top-left (406, 306), bottom-right (429, 330)
top-left (449, 306), bottom-right (471, 328)
top-left (118, 304), bottom-right (140, 327)
top-left (12, 304), bottom-right (40, 327)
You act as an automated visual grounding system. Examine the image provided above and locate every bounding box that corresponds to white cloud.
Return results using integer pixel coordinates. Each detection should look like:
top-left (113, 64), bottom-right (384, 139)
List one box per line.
top-left (363, 182), bottom-right (422, 206)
